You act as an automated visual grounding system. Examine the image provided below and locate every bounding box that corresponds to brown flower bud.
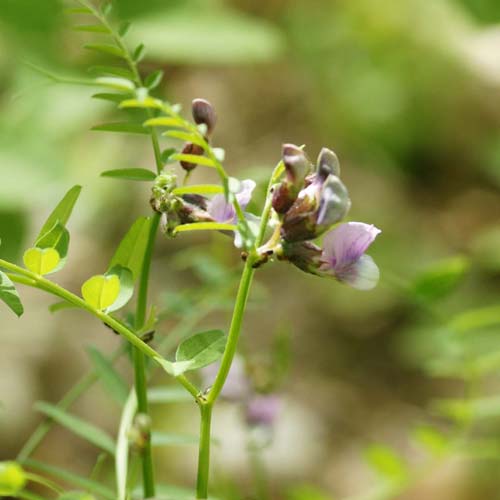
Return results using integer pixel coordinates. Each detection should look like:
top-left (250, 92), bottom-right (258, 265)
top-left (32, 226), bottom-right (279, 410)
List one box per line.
top-left (192, 98), bottom-right (217, 137)
top-left (282, 143), bottom-right (310, 186)
top-left (316, 147), bottom-right (340, 180)
top-left (180, 142), bottom-right (204, 172)
top-left (279, 240), bottom-right (323, 276)
top-left (271, 182), bottom-right (295, 214)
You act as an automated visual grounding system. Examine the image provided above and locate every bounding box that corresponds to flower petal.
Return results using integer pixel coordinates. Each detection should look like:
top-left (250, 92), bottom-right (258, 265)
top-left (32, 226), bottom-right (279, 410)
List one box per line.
top-left (235, 179), bottom-right (256, 210)
top-left (335, 254), bottom-right (380, 290)
top-left (207, 194), bottom-right (235, 223)
top-left (322, 222), bottom-right (381, 268)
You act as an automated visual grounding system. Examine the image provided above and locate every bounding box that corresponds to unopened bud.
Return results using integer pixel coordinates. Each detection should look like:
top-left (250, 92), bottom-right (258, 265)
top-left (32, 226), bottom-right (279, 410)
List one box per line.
top-left (271, 182), bottom-right (295, 214)
top-left (180, 142), bottom-right (204, 172)
top-left (317, 147), bottom-right (340, 180)
top-left (282, 143), bottom-right (310, 186)
top-left (192, 98), bottom-right (217, 137)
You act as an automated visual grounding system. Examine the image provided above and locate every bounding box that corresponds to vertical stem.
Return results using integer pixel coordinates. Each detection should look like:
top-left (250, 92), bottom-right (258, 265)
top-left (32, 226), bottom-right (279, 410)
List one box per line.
top-left (196, 403), bottom-right (213, 499)
top-left (133, 211), bottom-right (161, 498)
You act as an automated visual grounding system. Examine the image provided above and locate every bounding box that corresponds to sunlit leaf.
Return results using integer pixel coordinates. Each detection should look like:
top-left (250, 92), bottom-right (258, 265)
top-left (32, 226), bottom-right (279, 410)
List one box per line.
top-left (174, 222), bottom-right (237, 233)
top-left (119, 97), bottom-right (163, 110)
top-left (171, 153), bottom-right (215, 167)
top-left (95, 77), bottom-right (135, 92)
top-left (24, 460), bottom-right (114, 500)
top-left (109, 217), bottom-right (153, 280)
top-left (101, 168), bottom-right (156, 181)
top-left (91, 122), bottom-right (148, 134)
top-left (35, 222), bottom-right (70, 272)
top-left (143, 117), bottom-right (186, 129)
top-left (23, 247), bottom-right (60, 275)
top-left (34, 403), bottom-right (116, 455)
top-left (173, 185), bottom-right (224, 196)
top-left (87, 346), bottom-right (128, 405)
top-left (105, 265), bottom-right (133, 312)
top-left (81, 274), bottom-right (120, 311)
top-left (163, 130), bottom-right (206, 148)
top-left (89, 65), bottom-right (135, 80)
top-left (0, 271), bottom-right (23, 317)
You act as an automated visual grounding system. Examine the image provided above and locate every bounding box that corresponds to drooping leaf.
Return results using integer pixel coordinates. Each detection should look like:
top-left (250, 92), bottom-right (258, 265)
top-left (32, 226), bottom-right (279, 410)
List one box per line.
top-left (91, 122), bottom-right (148, 134)
top-left (109, 217), bottom-right (153, 280)
top-left (148, 386), bottom-right (193, 404)
top-left (37, 185), bottom-right (81, 240)
top-left (171, 153), bottom-right (215, 167)
top-left (101, 168), bottom-right (156, 181)
top-left (105, 265), bottom-right (133, 312)
top-left (144, 69), bottom-right (164, 90)
top-left (87, 346), bottom-right (128, 405)
top-left (34, 403), bottom-right (116, 455)
top-left (0, 461), bottom-right (26, 496)
top-left (151, 431), bottom-right (198, 447)
top-left (84, 43), bottom-right (125, 58)
top-left (24, 460), bottom-right (114, 500)
top-left (81, 274), bottom-right (120, 311)
top-left (0, 271), bottom-right (24, 317)
top-left (23, 247), bottom-right (60, 275)
top-left (175, 330), bottom-right (226, 371)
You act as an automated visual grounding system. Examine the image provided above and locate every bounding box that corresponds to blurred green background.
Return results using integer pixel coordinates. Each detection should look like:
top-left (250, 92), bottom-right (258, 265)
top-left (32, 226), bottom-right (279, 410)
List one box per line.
top-left (2, 0), bottom-right (500, 499)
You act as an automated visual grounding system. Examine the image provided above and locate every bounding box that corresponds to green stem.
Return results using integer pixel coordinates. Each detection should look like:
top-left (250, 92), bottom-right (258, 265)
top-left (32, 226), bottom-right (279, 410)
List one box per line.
top-left (196, 403), bottom-right (213, 499)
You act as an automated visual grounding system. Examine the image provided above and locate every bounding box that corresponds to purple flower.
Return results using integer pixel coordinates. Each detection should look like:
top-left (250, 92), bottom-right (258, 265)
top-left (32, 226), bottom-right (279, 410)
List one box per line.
top-left (207, 179), bottom-right (257, 247)
top-left (207, 179), bottom-right (256, 224)
top-left (245, 394), bottom-right (281, 429)
top-left (320, 222), bottom-right (381, 290)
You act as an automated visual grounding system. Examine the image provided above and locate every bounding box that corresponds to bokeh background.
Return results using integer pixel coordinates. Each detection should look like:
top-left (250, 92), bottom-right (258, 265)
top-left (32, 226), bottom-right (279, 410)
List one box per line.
top-left (2, 0), bottom-right (500, 499)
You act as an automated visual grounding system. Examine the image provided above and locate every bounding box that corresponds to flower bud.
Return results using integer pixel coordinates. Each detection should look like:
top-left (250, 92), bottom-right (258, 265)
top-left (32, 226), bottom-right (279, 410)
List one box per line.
top-left (317, 147), bottom-right (340, 180)
top-left (180, 142), bottom-right (205, 172)
top-left (279, 240), bottom-right (323, 275)
top-left (271, 182), bottom-right (295, 214)
top-left (282, 143), bottom-right (310, 186)
top-left (192, 98), bottom-right (217, 137)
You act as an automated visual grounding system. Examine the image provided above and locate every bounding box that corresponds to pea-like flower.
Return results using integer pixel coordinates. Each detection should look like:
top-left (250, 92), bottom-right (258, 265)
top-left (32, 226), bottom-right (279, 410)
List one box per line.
top-left (281, 222), bottom-right (381, 290)
top-left (319, 222), bottom-right (381, 290)
top-left (280, 147), bottom-right (351, 242)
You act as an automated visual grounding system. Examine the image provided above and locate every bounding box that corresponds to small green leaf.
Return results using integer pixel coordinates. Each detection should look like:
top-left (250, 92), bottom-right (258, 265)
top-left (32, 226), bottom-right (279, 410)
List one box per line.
top-left (109, 217), bottom-right (153, 280)
top-left (0, 271), bottom-right (24, 317)
top-left (173, 185), bottom-right (224, 196)
top-left (84, 43), bottom-right (125, 58)
top-left (92, 93), bottom-right (125, 103)
top-left (161, 148), bottom-right (177, 164)
top-left (34, 403), bottom-right (116, 455)
top-left (37, 185), bottom-right (81, 240)
top-left (101, 168), bottom-right (156, 181)
top-left (148, 386), bottom-right (193, 404)
top-left (176, 329), bottom-right (226, 371)
top-left (0, 461), bottom-right (26, 496)
top-left (118, 21), bottom-right (131, 37)
top-left (81, 274), bottom-right (120, 311)
top-left (144, 69), bottom-right (164, 90)
top-left (105, 265), bottom-right (133, 312)
top-left (73, 24), bottom-right (110, 33)
top-left (171, 153), bottom-right (215, 167)
top-left (24, 460), bottom-right (114, 500)
top-left (95, 77), bottom-right (135, 92)
top-left (143, 117), bottom-right (186, 128)
top-left (151, 431), bottom-right (198, 446)
top-left (87, 346), bottom-right (128, 405)
top-left (119, 97), bottom-right (163, 110)
top-left (91, 122), bottom-right (148, 134)
top-left (23, 247), bottom-right (60, 275)
top-left (89, 65), bottom-right (135, 80)
top-left (163, 130), bottom-right (207, 148)
top-left (35, 221), bottom-right (70, 270)
top-left (132, 43), bottom-right (146, 62)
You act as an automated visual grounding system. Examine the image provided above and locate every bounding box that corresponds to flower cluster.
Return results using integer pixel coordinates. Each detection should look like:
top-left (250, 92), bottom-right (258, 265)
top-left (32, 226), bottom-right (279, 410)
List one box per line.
top-left (268, 144), bottom-right (381, 290)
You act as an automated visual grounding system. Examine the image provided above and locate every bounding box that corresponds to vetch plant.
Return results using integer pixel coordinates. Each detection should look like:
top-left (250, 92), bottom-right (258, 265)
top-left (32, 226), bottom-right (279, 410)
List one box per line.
top-left (0, 2), bottom-right (381, 499)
